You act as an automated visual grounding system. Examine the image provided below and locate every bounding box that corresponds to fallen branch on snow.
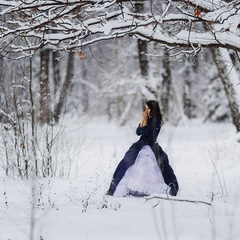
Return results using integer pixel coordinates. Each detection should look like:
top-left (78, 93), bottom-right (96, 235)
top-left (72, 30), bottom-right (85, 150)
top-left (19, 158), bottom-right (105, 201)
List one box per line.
top-left (145, 194), bottom-right (212, 207)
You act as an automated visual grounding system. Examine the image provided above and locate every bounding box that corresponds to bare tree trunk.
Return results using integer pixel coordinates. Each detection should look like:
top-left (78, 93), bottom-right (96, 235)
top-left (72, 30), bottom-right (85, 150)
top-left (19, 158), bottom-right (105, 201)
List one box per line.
top-left (212, 48), bottom-right (240, 132)
top-left (135, 2), bottom-right (156, 100)
top-left (0, 52), bottom-right (5, 122)
top-left (81, 63), bottom-right (89, 113)
top-left (52, 51), bottom-right (61, 95)
top-left (54, 51), bottom-right (75, 123)
top-left (29, 56), bottom-right (38, 177)
top-left (39, 48), bottom-right (51, 125)
top-left (0, 56), bottom-right (3, 82)
top-left (134, 2), bottom-right (148, 79)
top-left (161, 48), bottom-right (172, 120)
top-left (183, 60), bottom-right (196, 119)
top-left (137, 39), bottom-right (149, 78)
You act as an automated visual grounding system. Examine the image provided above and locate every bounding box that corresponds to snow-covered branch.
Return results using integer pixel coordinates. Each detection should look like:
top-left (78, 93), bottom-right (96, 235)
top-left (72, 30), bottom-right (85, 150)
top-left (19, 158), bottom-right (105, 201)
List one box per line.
top-left (0, 0), bottom-right (240, 56)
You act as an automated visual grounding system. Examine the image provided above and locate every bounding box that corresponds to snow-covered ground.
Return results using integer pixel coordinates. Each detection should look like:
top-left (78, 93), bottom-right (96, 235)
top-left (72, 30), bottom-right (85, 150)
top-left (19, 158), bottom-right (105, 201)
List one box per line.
top-left (1, 116), bottom-right (240, 240)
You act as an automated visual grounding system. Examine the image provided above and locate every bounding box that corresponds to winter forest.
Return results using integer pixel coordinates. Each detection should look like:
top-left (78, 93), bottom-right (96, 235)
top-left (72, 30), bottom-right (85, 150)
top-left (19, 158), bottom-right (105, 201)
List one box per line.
top-left (1, 1), bottom-right (240, 240)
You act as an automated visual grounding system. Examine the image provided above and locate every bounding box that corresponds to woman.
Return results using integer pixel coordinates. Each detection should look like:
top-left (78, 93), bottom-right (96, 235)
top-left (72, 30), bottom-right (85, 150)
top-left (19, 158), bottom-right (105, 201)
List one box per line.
top-left (107, 100), bottom-right (179, 197)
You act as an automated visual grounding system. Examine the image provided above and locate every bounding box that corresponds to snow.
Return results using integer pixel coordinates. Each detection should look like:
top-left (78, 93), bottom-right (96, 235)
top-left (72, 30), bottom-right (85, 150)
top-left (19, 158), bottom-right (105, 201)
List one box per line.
top-left (1, 116), bottom-right (240, 240)
top-left (193, 0), bottom-right (224, 10)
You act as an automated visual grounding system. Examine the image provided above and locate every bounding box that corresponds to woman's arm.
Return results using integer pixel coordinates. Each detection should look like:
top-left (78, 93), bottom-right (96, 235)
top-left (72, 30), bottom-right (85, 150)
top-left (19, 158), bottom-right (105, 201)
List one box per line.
top-left (140, 109), bottom-right (148, 127)
top-left (136, 109), bottom-right (148, 135)
top-left (136, 123), bottom-right (147, 136)
top-left (136, 118), bottom-right (161, 139)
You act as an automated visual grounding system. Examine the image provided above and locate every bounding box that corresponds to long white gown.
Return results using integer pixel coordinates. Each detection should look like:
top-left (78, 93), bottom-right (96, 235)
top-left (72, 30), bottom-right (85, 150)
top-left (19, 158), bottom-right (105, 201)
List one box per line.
top-left (114, 145), bottom-right (169, 197)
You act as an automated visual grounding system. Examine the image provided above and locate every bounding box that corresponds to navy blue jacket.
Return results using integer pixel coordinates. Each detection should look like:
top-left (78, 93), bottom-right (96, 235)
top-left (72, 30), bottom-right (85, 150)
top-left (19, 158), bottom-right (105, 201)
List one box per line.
top-left (136, 117), bottom-right (161, 145)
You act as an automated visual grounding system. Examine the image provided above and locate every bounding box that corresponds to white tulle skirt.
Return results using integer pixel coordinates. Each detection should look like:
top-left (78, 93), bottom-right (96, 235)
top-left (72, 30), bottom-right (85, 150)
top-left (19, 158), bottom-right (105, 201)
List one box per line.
top-left (114, 145), bottom-right (169, 197)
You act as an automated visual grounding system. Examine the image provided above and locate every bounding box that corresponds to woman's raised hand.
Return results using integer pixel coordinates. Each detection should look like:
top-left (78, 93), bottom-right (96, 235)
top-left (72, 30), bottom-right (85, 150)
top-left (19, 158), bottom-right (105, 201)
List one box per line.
top-left (140, 110), bottom-right (148, 127)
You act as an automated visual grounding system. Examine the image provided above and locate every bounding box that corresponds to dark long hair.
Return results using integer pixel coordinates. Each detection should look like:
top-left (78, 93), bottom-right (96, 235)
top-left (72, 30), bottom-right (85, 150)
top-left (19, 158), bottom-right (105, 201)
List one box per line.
top-left (146, 100), bottom-right (162, 121)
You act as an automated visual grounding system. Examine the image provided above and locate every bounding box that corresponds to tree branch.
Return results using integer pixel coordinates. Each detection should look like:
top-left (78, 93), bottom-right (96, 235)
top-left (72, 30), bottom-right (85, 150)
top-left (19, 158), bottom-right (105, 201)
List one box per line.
top-left (145, 194), bottom-right (212, 207)
top-left (0, 0), bottom-right (240, 57)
